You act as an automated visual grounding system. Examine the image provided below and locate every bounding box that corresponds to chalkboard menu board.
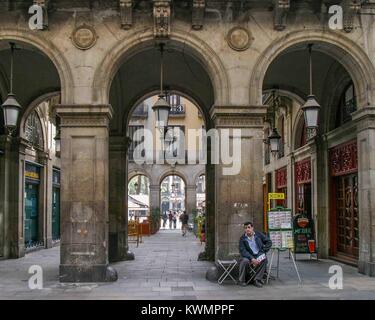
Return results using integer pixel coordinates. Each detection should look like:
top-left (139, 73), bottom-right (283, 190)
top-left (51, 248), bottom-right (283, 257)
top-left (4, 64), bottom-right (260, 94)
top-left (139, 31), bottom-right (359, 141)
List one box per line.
top-left (293, 214), bottom-right (316, 254)
top-left (267, 209), bottom-right (293, 250)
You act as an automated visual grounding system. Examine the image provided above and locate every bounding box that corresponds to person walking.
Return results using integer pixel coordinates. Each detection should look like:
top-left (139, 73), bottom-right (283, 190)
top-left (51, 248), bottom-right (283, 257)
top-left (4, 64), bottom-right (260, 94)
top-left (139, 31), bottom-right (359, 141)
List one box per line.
top-left (180, 211), bottom-right (189, 236)
top-left (172, 211), bottom-right (177, 229)
top-left (168, 210), bottom-right (173, 229)
top-left (162, 211), bottom-right (168, 228)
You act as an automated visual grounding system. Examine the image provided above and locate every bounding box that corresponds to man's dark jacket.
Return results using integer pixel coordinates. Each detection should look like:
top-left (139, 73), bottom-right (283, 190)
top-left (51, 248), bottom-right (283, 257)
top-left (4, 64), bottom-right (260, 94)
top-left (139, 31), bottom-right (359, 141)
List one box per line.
top-left (239, 232), bottom-right (272, 260)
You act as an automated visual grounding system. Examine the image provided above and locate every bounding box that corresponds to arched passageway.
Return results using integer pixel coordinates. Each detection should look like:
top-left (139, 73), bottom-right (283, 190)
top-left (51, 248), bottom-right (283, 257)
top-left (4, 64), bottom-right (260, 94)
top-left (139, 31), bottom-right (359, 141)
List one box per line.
top-left (261, 38), bottom-right (375, 274)
top-left (0, 39), bottom-right (62, 260)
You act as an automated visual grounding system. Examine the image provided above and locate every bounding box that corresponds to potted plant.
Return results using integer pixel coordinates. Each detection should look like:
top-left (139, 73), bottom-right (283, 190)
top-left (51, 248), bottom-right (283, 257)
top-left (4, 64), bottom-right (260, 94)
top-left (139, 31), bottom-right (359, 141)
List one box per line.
top-left (150, 207), bottom-right (161, 234)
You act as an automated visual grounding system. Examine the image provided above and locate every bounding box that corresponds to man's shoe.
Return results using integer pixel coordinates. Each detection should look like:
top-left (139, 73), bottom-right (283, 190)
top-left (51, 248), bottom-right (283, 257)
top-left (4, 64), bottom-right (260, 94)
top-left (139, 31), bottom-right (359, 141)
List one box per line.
top-left (253, 280), bottom-right (263, 288)
top-left (238, 282), bottom-right (247, 287)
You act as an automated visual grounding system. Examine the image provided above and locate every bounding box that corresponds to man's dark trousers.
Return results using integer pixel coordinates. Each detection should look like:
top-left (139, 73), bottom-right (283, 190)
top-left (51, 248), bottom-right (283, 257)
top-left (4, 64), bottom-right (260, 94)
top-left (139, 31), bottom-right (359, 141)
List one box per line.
top-left (239, 256), bottom-right (267, 283)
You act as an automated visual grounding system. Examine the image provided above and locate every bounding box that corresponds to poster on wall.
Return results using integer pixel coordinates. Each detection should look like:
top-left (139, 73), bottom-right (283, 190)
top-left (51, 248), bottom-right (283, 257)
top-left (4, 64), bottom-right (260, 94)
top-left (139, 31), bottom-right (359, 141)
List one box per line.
top-left (293, 214), bottom-right (316, 254)
top-left (267, 209), bottom-right (294, 250)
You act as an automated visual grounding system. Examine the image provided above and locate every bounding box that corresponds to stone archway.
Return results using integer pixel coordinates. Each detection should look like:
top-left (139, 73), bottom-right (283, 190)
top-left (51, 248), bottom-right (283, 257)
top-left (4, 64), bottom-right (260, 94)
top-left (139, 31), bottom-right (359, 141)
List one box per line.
top-left (0, 29), bottom-right (74, 104)
top-left (103, 35), bottom-right (220, 265)
top-left (250, 30), bottom-right (375, 109)
top-left (0, 37), bottom-right (65, 260)
top-left (92, 29), bottom-right (230, 107)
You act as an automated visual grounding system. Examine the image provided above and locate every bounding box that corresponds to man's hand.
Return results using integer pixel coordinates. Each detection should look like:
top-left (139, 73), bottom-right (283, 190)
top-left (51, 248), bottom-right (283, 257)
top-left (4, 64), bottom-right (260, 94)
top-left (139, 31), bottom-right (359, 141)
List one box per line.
top-left (251, 259), bottom-right (259, 266)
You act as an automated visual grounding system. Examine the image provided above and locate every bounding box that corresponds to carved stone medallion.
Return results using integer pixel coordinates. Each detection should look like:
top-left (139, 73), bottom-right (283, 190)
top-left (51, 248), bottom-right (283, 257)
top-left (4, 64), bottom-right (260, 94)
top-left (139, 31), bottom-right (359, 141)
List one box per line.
top-left (226, 27), bottom-right (252, 51)
top-left (71, 24), bottom-right (98, 50)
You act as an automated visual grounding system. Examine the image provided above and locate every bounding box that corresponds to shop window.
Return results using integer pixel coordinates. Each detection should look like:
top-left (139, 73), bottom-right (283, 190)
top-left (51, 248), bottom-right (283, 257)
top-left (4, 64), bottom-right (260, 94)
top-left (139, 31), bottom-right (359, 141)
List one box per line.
top-left (335, 83), bottom-right (356, 128)
top-left (25, 111), bottom-right (44, 149)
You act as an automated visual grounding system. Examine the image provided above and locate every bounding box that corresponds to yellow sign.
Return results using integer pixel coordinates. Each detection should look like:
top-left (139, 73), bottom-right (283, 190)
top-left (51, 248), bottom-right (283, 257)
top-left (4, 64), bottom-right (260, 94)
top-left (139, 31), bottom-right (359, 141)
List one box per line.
top-left (268, 193), bottom-right (285, 200)
top-left (267, 193), bottom-right (285, 211)
top-left (25, 171), bottom-right (39, 180)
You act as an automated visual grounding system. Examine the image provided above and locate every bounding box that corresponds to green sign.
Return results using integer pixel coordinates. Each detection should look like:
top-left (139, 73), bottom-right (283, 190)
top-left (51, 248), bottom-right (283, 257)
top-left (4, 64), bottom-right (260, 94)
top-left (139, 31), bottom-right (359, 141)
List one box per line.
top-left (293, 214), bottom-right (316, 254)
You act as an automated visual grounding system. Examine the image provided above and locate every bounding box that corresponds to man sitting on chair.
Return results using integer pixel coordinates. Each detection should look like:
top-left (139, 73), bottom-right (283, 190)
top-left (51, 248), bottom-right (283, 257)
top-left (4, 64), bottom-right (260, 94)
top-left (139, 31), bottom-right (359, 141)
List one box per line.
top-left (238, 221), bottom-right (272, 288)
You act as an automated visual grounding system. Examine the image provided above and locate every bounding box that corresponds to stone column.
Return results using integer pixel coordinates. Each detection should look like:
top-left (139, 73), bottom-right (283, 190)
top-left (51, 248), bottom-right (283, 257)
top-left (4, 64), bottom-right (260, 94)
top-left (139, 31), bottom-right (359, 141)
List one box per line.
top-left (210, 106), bottom-right (266, 260)
top-left (353, 108), bottom-right (375, 276)
top-left (56, 104), bottom-right (117, 282)
top-left (149, 184), bottom-right (160, 212)
top-left (0, 136), bottom-right (27, 258)
top-left (108, 135), bottom-right (133, 262)
top-left (310, 138), bottom-right (329, 258)
top-left (185, 185), bottom-right (197, 218)
top-left (40, 152), bottom-right (53, 249)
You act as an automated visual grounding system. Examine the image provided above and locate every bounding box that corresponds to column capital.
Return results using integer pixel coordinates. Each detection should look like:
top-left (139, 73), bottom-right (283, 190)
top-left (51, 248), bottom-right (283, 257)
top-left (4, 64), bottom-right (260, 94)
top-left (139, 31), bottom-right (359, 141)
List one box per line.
top-left (352, 107), bottom-right (375, 133)
top-left (55, 104), bottom-right (113, 128)
top-left (210, 105), bottom-right (267, 128)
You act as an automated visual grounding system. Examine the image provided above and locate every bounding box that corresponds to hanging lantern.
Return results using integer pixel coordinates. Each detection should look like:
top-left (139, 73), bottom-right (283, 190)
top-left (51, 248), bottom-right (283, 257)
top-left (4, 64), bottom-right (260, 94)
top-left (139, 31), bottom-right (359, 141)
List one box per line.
top-left (302, 44), bottom-right (321, 129)
top-left (268, 128), bottom-right (281, 154)
top-left (1, 43), bottom-right (22, 135)
top-left (152, 43), bottom-right (171, 129)
top-left (302, 95), bottom-right (321, 129)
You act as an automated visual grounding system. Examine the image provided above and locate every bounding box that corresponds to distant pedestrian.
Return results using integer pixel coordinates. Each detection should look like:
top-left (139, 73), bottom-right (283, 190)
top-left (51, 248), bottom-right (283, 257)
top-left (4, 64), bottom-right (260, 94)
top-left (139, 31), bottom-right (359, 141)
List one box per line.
top-left (180, 211), bottom-right (189, 236)
top-left (168, 210), bottom-right (173, 229)
top-left (162, 211), bottom-right (168, 228)
top-left (172, 211), bottom-right (177, 229)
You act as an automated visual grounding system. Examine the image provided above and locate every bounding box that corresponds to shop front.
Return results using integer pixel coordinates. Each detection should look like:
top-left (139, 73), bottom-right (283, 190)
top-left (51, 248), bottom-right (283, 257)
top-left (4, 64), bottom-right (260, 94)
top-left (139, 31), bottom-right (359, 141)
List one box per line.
top-left (52, 169), bottom-right (61, 242)
top-left (295, 158), bottom-right (312, 220)
top-left (276, 167), bottom-right (288, 208)
top-left (329, 140), bottom-right (359, 265)
top-left (25, 162), bottom-right (42, 249)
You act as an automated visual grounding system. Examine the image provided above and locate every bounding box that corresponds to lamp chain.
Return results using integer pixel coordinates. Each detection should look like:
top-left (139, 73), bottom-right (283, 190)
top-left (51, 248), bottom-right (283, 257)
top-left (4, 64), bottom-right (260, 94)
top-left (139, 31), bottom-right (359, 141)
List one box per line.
top-left (309, 43), bottom-right (313, 96)
top-left (10, 42), bottom-right (15, 94)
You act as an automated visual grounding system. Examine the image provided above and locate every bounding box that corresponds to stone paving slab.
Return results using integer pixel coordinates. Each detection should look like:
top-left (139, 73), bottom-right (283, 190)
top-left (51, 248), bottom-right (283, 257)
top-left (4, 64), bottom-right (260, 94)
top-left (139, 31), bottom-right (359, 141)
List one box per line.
top-left (0, 228), bottom-right (375, 299)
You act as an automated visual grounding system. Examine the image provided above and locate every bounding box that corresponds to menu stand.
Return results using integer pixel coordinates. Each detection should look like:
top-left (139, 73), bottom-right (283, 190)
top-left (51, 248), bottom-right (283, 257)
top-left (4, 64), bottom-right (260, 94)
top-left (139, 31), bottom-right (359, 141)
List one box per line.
top-left (266, 208), bottom-right (302, 286)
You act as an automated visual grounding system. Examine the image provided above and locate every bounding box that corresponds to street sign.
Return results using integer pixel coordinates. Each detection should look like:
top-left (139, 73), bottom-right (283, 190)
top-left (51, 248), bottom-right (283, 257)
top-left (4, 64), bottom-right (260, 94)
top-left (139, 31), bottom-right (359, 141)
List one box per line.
top-left (268, 193), bottom-right (285, 200)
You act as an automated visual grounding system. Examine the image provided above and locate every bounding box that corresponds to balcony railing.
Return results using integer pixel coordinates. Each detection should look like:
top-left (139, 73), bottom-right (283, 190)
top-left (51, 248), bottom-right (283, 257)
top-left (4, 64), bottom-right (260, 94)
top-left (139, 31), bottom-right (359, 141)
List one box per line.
top-left (169, 104), bottom-right (185, 116)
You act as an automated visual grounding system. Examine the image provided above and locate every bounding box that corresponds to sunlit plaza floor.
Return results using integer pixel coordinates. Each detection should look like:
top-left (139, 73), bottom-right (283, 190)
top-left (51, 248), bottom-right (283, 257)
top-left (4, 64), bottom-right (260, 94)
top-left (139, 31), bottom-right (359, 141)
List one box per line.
top-left (0, 228), bottom-right (375, 300)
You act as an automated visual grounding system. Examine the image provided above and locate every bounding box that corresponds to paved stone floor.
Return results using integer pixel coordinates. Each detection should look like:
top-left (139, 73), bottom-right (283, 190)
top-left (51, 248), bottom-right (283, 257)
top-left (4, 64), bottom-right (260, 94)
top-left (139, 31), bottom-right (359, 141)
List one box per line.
top-left (0, 229), bottom-right (375, 300)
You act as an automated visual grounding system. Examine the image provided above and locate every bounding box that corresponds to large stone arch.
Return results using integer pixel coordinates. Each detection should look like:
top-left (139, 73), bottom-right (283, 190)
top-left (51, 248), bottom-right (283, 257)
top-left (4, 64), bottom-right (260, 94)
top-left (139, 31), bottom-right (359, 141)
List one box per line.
top-left (19, 91), bottom-right (60, 150)
top-left (0, 29), bottom-right (74, 105)
top-left (128, 170), bottom-right (152, 185)
top-left (92, 28), bottom-right (230, 108)
top-left (158, 170), bottom-right (188, 188)
top-left (250, 30), bottom-right (375, 109)
top-left (123, 87), bottom-right (211, 140)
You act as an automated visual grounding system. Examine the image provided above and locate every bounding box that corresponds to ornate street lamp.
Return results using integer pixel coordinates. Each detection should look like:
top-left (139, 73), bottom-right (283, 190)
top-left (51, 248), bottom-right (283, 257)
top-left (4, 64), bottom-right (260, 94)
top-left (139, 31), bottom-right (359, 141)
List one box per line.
top-left (54, 128), bottom-right (61, 154)
top-left (264, 89), bottom-right (282, 154)
top-left (268, 127), bottom-right (282, 154)
top-left (1, 42), bottom-right (22, 136)
top-left (152, 43), bottom-right (171, 129)
top-left (302, 44), bottom-right (321, 129)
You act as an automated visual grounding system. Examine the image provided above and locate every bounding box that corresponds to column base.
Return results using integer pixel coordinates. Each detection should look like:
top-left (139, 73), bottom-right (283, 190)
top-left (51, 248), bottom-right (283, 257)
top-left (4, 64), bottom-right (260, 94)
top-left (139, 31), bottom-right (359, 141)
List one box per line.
top-left (45, 237), bottom-right (53, 249)
top-left (125, 250), bottom-right (135, 260)
top-left (358, 261), bottom-right (375, 277)
top-left (59, 264), bottom-right (118, 282)
top-left (109, 232), bottom-right (129, 262)
top-left (9, 242), bottom-right (25, 259)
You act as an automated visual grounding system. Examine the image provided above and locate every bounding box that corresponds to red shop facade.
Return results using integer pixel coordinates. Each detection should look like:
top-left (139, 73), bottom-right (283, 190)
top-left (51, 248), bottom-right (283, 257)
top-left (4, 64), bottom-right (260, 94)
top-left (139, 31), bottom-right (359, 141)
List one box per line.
top-left (276, 167), bottom-right (287, 208)
top-left (295, 158), bottom-right (312, 219)
top-left (329, 140), bottom-right (359, 265)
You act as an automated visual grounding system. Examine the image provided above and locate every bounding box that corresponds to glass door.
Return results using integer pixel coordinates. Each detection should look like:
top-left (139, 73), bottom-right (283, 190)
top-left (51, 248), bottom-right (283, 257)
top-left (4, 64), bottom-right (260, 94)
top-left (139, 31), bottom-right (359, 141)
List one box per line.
top-left (25, 183), bottom-right (39, 247)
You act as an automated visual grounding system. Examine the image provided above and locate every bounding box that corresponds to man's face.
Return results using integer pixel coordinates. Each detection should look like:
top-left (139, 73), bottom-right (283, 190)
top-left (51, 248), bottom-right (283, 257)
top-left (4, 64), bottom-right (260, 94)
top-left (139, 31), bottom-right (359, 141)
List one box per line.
top-left (245, 224), bottom-right (254, 236)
